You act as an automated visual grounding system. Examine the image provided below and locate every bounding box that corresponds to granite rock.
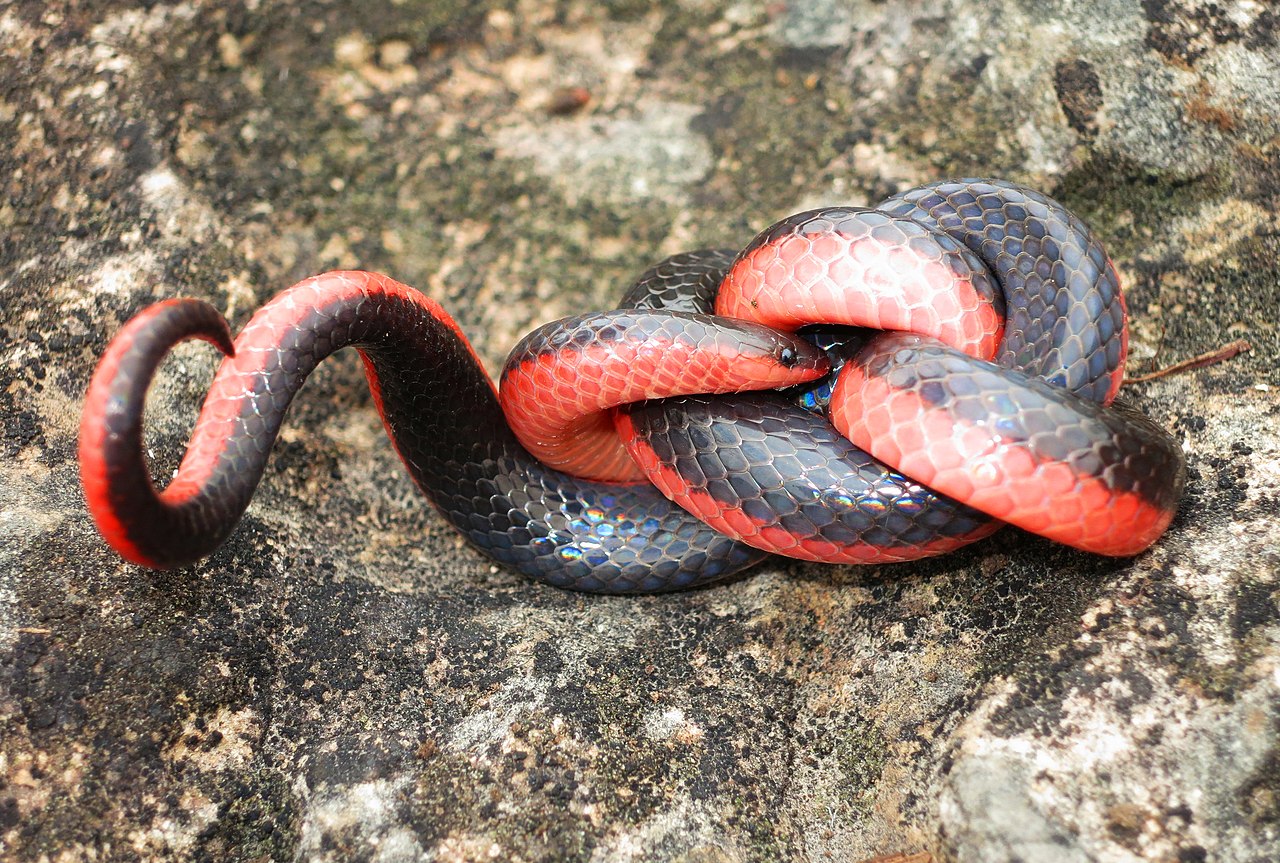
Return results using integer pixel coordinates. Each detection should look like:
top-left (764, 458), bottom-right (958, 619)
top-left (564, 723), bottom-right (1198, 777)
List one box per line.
top-left (1, 1), bottom-right (1277, 861)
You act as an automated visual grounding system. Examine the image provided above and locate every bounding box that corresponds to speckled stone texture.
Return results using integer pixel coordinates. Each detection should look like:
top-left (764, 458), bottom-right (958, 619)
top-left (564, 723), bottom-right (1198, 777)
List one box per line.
top-left (1, 2), bottom-right (1277, 862)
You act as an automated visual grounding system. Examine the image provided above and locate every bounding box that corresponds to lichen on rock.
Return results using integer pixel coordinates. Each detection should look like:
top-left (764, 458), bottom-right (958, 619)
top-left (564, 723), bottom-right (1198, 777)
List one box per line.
top-left (1, 1), bottom-right (1277, 861)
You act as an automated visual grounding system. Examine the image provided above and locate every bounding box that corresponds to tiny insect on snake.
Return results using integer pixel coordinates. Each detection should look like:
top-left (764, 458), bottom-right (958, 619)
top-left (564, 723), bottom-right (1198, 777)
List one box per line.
top-left (79, 179), bottom-right (1187, 593)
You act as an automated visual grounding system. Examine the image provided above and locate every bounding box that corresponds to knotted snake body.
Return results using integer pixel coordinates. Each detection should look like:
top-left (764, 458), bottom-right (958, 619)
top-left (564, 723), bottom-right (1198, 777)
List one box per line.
top-left (80, 180), bottom-right (1186, 593)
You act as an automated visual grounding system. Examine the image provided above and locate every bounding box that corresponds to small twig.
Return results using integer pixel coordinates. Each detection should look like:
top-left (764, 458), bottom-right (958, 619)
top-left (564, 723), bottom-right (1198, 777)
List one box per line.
top-left (1124, 339), bottom-right (1252, 385)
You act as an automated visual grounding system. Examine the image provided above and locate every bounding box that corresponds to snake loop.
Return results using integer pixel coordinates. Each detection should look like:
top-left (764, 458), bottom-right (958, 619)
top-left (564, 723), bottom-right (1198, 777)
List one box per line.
top-left (79, 179), bottom-right (1186, 592)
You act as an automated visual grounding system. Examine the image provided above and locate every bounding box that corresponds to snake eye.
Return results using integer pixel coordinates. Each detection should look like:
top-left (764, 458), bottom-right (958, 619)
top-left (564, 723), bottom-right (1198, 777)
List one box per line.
top-left (778, 346), bottom-right (798, 367)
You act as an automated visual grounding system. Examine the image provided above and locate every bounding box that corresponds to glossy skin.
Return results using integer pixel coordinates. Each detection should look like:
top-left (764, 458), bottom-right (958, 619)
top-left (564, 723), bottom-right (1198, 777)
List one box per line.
top-left (499, 309), bottom-right (824, 482)
top-left (717, 206), bottom-right (1005, 356)
top-left (876, 179), bottom-right (1128, 403)
top-left (79, 271), bottom-right (823, 593)
top-left (617, 251), bottom-right (1001, 563)
top-left (831, 333), bottom-right (1184, 554)
top-left (79, 180), bottom-right (1186, 592)
top-left (619, 180), bottom-right (1183, 559)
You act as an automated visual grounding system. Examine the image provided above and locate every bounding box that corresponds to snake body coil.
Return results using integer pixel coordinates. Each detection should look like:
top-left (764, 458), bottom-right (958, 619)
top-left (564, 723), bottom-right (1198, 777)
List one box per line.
top-left (79, 180), bottom-right (1186, 593)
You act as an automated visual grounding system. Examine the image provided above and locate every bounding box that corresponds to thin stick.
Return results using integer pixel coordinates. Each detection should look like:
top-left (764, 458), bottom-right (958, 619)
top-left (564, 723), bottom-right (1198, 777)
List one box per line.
top-left (1124, 339), bottom-right (1252, 385)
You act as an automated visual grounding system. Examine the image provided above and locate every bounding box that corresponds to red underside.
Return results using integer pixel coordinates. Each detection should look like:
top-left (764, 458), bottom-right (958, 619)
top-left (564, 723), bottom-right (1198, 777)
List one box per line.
top-left (79, 304), bottom-right (169, 567)
top-left (182, 272), bottom-right (499, 498)
top-left (80, 272), bottom-right (497, 568)
top-left (829, 364), bottom-right (1174, 557)
top-left (717, 231), bottom-right (1005, 360)
top-left (614, 410), bottom-right (1000, 563)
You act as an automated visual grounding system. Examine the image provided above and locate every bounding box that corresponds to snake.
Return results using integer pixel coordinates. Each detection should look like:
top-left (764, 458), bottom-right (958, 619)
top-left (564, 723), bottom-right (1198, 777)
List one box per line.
top-left (78, 179), bottom-right (1186, 593)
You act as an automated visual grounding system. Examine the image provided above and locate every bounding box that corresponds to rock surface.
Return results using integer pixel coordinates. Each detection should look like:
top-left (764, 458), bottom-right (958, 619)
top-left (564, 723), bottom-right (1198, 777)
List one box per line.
top-left (2, 1), bottom-right (1278, 861)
